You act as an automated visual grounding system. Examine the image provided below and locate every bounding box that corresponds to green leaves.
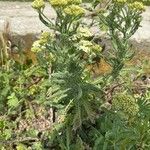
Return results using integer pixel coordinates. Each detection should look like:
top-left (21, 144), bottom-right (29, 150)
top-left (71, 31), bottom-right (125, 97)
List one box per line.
top-left (16, 144), bottom-right (27, 150)
top-left (7, 93), bottom-right (19, 108)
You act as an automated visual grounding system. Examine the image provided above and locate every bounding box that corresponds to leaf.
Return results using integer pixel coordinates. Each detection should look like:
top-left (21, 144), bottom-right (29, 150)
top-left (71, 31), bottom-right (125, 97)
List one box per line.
top-left (4, 129), bottom-right (12, 140)
top-left (74, 136), bottom-right (85, 150)
top-left (32, 142), bottom-right (43, 150)
top-left (82, 99), bottom-right (96, 123)
top-left (93, 136), bottom-right (104, 150)
top-left (7, 92), bottom-right (19, 108)
top-left (73, 104), bottom-right (82, 131)
top-left (0, 120), bottom-right (5, 130)
top-left (16, 144), bottom-right (27, 150)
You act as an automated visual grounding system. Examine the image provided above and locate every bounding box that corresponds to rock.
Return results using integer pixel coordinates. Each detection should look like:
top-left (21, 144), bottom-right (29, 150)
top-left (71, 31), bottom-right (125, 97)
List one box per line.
top-left (0, 2), bottom-right (56, 35)
top-left (131, 6), bottom-right (150, 52)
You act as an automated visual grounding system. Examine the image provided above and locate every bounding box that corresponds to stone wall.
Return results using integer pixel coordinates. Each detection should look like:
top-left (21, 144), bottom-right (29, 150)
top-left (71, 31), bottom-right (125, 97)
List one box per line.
top-left (0, 2), bottom-right (150, 53)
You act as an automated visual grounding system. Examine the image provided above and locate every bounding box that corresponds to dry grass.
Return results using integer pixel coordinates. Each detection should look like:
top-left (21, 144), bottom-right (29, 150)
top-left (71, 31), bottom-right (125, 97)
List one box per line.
top-left (0, 21), bottom-right (37, 65)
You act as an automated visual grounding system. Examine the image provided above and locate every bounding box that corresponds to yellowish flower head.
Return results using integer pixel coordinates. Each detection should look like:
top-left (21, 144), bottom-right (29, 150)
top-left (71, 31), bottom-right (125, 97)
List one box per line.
top-left (31, 32), bottom-right (55, 53)
top-left (49, 0), bottom-right (68, 7)
top-left (92, 44), bottom-right (102, 52)
top-left (78, 40), bottom-right (93, 53)
top-left (49, 0), bottom-right (82, 7)
top-left (64, 5), bottom-right (85, 16)
top-left (31, 41), bottom-right (42, 53)
top-left (114, 0), bottom-right (127, 4)
top-left (112, 93), bottom-right (139, 117)
top-left (67, 0), bottom-right (82, 4)
top-left (41, 32), bottom-right (50, 38)
top-left (77, 27), bottom-right (93, 38)
top-left (32, 0), bottom-right (45, 10)
top-left (39, 32), bottom-right (55, 44)
top-left (128, 2), bottom-right (145, 12)
top-left (78, 40), bottom-right (102, 54)
top-left (79, 40), bottom-right (93, 46)
top-left (29, 84), bottom-right (38, 95)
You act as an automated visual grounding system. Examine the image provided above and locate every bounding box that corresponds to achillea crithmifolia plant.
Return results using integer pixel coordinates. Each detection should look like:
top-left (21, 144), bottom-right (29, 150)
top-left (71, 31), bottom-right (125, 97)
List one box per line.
top-left (30, 0), bottom-right (148, 149)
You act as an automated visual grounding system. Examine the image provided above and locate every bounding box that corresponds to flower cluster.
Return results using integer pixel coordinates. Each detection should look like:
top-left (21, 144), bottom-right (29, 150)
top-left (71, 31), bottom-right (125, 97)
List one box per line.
top-left (31, 32), bottom-right (55, 53)
top-left (72, 26), bottom-right (102, 62)
top-left (78, 40), bottom-right (102, 57)
top-left (67, 0), bottom-right (82, 4)
top-left (64, 4), bottom-right (85, 16)
top-left (40, 32), bottom-right (55, 44)
top-left (49, 0), bottom-right (68, 7)
top-left (128, 2), bottom-right (145, 12)
top-left (49, 0), bottom-right (82, 7)
top-left (49, 0), bottom-right (85, 17)
top-left (112, 93), bottom-right (139, 117)
top-left (76, 27), bottom-right (93, 38)
top-left (31, 41), bottom-right (42, 53)
top-left (32, 0), bottom-right (45, 10)
top-left (114, 0), bottom-right (127, 4)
